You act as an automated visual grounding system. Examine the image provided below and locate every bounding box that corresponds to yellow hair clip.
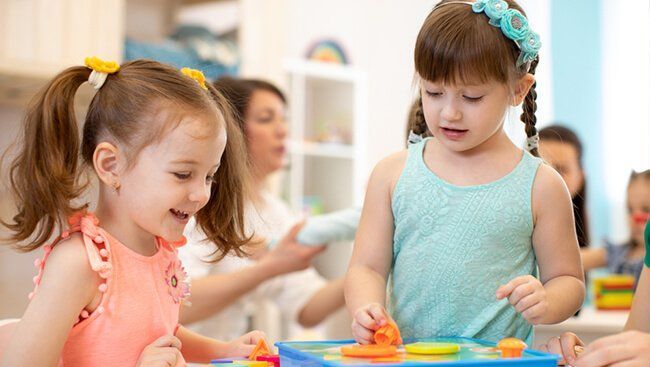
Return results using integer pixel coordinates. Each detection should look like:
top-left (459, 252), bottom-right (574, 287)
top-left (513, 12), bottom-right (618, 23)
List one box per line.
top-left (84, 56), bottom-right (120, 74)
top-left (181, 67), bottom-right (208, 91)
top-left (84, 56), bottom-right (120, 90)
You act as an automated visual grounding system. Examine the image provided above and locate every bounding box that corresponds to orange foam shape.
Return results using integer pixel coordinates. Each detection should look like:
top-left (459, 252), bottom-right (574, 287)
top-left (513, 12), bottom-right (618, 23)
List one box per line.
top-left (249, 339), bottom-right (271, 361)
top-left (374, 320), bottom-right (401, 346)
top-left (341, 344), bottom-right (397, 358)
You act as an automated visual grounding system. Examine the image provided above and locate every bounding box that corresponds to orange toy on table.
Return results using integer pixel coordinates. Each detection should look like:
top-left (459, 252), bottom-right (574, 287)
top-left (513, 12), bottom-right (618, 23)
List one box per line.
top-left (249, 339), bottom-right (271, 361)
top-left (340, 319), bottom-right (401, 358)
top-left (497, 338), bottom-right (527, 358)
top-left (340, 344), bottom-right (397, 358)
top-left (374, 320), bottom-right (401, 346)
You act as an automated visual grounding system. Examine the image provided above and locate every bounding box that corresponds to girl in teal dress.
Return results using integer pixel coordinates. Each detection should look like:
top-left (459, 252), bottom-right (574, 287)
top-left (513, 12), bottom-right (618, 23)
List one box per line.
top-left (345, 0), bottom-right (585, 346)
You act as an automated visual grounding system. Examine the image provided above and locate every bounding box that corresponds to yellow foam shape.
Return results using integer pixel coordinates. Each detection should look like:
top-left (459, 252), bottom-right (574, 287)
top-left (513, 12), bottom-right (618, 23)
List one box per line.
top-left (404, 342), bottom-right (460, 355)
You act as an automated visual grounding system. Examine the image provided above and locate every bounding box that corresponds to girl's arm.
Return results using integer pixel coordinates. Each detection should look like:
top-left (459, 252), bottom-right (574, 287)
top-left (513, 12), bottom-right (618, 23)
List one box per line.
top-left (180, 223), bottom-right (324, 325)
top-left (1, 237), bottom-right (100, 367)
top-left (625, 266), bottom-right (650, 331)
top-left (581, 247), bottom-right (607, 271)
top-left (297, 278), bottom-right (345, 327)
top-left (175, 326), bottom-right (265, 363)
top-left (529, 164), bottom-right (586, 323)
top-left (344, 152), bottom-right (406, 343)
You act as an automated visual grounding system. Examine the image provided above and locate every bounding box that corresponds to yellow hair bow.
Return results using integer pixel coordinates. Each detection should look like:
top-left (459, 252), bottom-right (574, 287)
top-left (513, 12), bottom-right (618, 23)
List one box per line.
top-left (84, 56), bottom-right (120, 74)
top-left (181, 67), bottom-right (208, 90)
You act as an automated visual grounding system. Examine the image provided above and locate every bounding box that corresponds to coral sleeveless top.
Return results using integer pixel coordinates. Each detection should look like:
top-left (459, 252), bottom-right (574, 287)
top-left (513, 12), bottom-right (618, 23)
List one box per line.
top-left (29, 212), bottom-right (189, 366)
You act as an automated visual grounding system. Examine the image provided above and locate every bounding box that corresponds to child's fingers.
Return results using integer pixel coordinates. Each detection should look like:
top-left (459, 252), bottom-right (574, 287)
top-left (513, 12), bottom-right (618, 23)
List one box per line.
top-left (575, 344), bottom-right (635, 367)
top-left (351, 319), bottom-right (375, 344)
top-left (513, 293), bottom-right (539, 313)
top-left (354, 309), bottom-right (379, 330)
top-left (508, 282), bottom-right (536, 307)
top-left (584, 331), bottom-right (631, 352)
top-left (366, 304), bottom-right (388, 327)
top-left (559, 333), bottom-right (582, 365)
top-left (150, 335), bottom-right (182, 349)
top-left (521, 302), bottom-right (547, 324)
top-left (241, 330), bottom-right (267, 344)
top-left (143, 347), bottom-right (183, 366)
top-left (496, 276), bottom-right (530, 299)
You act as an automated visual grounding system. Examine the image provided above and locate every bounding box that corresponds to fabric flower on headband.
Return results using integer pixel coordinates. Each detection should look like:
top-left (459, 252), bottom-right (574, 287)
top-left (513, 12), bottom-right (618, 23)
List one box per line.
top-left (519, 32), bottom-right (541, 65)
top-left (474, 0), bottom-right (507, 26)
top-left (500, 9), bottom-right (530, 41)
top-left (470, 0), bottom-right (540, 67)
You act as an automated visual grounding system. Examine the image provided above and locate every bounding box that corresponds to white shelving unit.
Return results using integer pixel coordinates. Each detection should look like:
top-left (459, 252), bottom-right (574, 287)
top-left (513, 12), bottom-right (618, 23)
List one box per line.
top-left (283, 59), bottom-right (367, 340)
top-left (284, 59), bottom-right (367, 217)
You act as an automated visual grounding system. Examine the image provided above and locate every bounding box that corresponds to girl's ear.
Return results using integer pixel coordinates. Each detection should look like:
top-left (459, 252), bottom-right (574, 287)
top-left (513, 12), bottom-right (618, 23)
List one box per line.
top-left (512, 73), bottom-right (535, 106)
top-left (93, 142), bottom-right (123, 189)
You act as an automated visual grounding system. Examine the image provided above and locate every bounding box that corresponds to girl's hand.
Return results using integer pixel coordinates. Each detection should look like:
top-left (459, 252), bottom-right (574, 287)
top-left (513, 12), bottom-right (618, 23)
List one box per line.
top-left (496, 275), bottom-right (548, 325)
top-left (574, 331), bottom-right (650, 367)
top-left (224, 330), bottom-right (268, 357)
top-left (136, 335), bottom-right (184, 367)
top-left (538, 332), bottom-right (584, 365)
top-left (351, 303), bottom-right (396, 345)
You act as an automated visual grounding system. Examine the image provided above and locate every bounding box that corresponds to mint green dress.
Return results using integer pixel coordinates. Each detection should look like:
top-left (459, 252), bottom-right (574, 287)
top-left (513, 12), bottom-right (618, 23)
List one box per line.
top-left (388, 139), bottom-right (542, 345)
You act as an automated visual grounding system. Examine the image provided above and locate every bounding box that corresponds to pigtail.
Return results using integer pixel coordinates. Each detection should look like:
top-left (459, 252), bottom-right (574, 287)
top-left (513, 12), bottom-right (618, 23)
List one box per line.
top-left (196, 85), bottom-right (255, 261)
top-left (520, 58), bottom-right (539, 157)
top-left (412, 96), bottom-right (430, 136)
top-left (2, 66), bottom-right (92, 251)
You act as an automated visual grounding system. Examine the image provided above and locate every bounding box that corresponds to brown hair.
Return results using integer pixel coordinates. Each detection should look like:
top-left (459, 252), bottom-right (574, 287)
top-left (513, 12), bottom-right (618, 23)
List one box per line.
top-left (539, 125), bottom-right (590, 247)
top-left (213, 77), bottom-right (287, 130)
top-left (2, 59), bottom-right (251, 259)
top-left (411, 0), bottom-right (539, 155)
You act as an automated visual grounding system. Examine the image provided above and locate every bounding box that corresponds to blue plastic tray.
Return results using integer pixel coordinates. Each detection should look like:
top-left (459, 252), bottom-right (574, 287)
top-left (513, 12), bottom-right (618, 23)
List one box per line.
top-left (276, 337), bottom-right (558, 367)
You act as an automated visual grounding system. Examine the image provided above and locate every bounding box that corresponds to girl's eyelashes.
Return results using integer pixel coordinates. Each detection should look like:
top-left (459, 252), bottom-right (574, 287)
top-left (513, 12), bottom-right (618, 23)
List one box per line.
top-left (173, 171), bottom-right (216, 184)
top-left (424, 90), bottom-right (484, 102)
top-left (463, 95), bottom-right (484, 102)
top-left (425, 90), bottom-right (442, 97)
top-left (173, 172), bottom-right (191, 180)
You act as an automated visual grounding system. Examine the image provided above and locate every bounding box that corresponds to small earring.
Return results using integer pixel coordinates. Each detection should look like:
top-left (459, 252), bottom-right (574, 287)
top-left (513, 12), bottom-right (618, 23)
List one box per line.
top-left (112, 182), bottom-right (120, 194)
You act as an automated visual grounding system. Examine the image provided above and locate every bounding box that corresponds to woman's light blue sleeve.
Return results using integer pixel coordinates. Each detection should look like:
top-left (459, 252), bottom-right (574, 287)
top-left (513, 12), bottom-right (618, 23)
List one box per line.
top-left (295, 207), bottom-right (362, 245)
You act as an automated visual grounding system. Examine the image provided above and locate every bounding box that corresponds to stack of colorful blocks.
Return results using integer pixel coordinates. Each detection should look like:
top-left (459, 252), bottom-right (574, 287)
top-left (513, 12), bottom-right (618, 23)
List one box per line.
top-left (594, 275), bottom-right (635, 310)
top-left (212, 340), bottom-right (280, 367)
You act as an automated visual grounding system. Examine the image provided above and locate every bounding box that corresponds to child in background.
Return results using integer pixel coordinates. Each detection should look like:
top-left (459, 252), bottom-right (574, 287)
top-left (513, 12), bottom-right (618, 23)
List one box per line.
top-left (0, 59), bottom-right (264, 366)
top-left (580, 170), bottom-right (649, 284)
top-left (345, 0), bottom-right (585, 346)
top-left (540, 220), bottom-right (650, 366)
top-left (538, 125), bottom-right (590, 249)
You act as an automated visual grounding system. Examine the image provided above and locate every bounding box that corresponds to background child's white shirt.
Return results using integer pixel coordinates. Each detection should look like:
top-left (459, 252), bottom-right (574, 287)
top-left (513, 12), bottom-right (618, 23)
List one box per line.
top-left (179, 191), bottom-right (326, 341)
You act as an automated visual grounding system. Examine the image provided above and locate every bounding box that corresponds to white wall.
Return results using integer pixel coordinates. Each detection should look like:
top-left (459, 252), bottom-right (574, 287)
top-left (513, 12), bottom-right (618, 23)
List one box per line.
top-left (240, 0), bottom-right (553, 179)
top-left (601, 0), bottom-right (650, 242)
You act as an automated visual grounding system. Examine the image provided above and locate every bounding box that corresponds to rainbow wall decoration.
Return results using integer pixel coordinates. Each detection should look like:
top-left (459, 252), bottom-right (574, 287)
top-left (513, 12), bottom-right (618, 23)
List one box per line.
top-left (305, 39), bottom-right (349, 64)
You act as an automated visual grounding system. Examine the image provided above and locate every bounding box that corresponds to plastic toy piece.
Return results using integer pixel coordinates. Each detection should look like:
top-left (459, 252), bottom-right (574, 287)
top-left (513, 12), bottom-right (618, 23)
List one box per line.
top-left (249, 339), bottom-right (272, 361)
top-left (374, 320), bottom-right (401, 346)
top-left (256, 354), bottom-right (280, 367)
top-left (371, 356), bottom-right (403, 363)
top-left (238, 361), bottom-right (269, 367)
top-left (404, 342), bottom-right (460, 355)
top-left (497, 338), bottom-right (527, 358)
top-left (341, 344), bottom-right (398, 358)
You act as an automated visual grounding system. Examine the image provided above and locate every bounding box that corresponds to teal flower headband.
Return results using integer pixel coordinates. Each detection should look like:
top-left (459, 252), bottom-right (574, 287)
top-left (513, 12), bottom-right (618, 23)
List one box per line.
top-left (436, 0), bottom-right (541, 67)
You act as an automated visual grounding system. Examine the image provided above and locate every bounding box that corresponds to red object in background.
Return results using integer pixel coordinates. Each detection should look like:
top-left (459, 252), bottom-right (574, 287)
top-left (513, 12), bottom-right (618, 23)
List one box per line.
top-left (632, 211), bottom-right (650, 225)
